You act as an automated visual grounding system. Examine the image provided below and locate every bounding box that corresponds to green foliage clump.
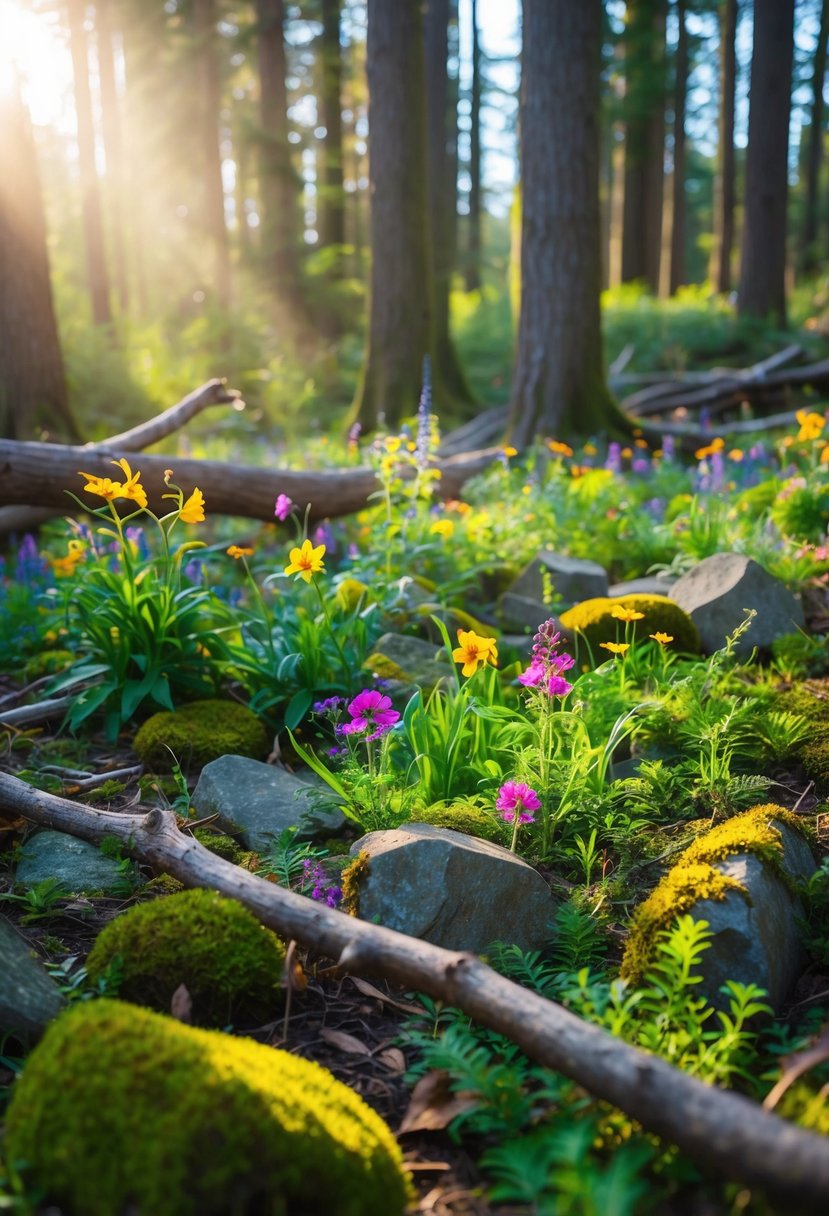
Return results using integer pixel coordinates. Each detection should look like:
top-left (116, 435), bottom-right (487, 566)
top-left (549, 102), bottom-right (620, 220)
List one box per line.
top-left (133, 699), bottom-right (268, 772)
top-left (192, 828), bottom-right (245, 864)
top-left (621, 804), bottom-right (807, 983)
top-left (22, 648), bottom-right (75, 682)
top-left (4, 999), bottom-right (412, 1216)
top-left (775, 679), bottom-right (829, 790)
top-left (413, 800), bottom-right (503, 843)
top-left (559, 594), bottom-right (700, 659)
top-left (85, 889), bottom-right (285, 1026)
top-left (770, 478), bottom-right (829, 543)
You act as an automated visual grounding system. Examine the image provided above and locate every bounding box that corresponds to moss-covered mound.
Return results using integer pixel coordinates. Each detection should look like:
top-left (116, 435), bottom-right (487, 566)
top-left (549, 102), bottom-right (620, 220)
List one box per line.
top-left (85, 888), bottom-right (284, 1026)
top-left (776, 679), bottom-right (829, 792)
top-left (621, 804), bottom-right (806, 984)
top-left (414, 801), bottom-right (504, 843)
top-left (4, 999), bottom-right (412, 1216)
top-left (133, 699), bottom-right (268, 771)
top-left (559, 594), bottom-right (700, 660)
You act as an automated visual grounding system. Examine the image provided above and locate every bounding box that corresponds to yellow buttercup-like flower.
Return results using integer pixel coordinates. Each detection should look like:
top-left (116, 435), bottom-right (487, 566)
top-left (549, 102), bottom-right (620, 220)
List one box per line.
top-left (649, 632), bottom-right (674, 645)
top-left (694, 437), bottom-right (725, 460)
top-left (79, 473), bottom-right (123, 502)
top-left (285, 539), bottom-right (326, 583)
top-left (452, 629), bottom-right (499, 678)
top-left (179, 488), bottom-right (205, 524)
top-left (796, 408), bottom-right (825, 442)
top-left (79, 458), bottom-right (147, 509)
top-left (111, 458), bottom-right (148, 509)
top-left (429, 519), bottom-right (454, 539)
top-left (611, 606), bottom-right (644, 623)
top-left (227, 545), bottom-right (254, 559)
top-left (600, 641), bottom-right (630, 656)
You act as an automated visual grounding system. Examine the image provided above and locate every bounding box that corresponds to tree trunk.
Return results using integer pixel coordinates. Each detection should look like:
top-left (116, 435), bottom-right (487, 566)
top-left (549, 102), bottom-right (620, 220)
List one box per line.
top-left (738, 0), bottom-right (795, 325)
top-left (67, 0), bottom-right (113, 327)
top-left (193, 0), bottom-right (232, 310)
top-left (255, 0), bottom-right (303, 310)
top-left (801, 0), bottom-right (829, 275)
top-left (95, 0), bottom-right (130, 315)
top-left (119, 21), bottom-right (149, 317)
top-left (465, 0), bottom-right (482, 292)
top-left (710, 0), bottom-right (737, 295)
top-left (351, 0), bottom-right (432, 430)
top-left (666, 0), bottom-right (688, 295)
top-left (424, 0), bottom-right (473, 406)
top-left (0, 73), bottom-right (76, 441)
top-left (508, 0), bottom-right (623, 444)
top-left (620, 0), bottom-right (667, 292)
top-left (318, 0), bottom-right (346, 257)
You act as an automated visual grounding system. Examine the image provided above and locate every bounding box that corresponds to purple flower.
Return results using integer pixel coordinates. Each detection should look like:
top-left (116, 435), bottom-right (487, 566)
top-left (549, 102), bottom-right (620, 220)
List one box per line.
top-left (496, 781), bottom-right (541, 824)
top-left (303, 859), bottom-right (343, 907)
top-left (605, 442), bottom-right (622, 474)
top-left (313, 696), bottom-right (344, 716)
top-left (338, 689), bottom-right (400, 741)
top-left (274, 493), bottom-right (294, 522)
top-left (518, 619), bottom-right (574, 697)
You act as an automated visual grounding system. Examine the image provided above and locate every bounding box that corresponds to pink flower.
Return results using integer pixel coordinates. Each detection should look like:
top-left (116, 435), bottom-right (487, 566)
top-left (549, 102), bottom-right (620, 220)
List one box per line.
top-left (274, 493), bottom-right (294, 522)
top-left (518, 658), bottom-right (573, 697)
top-left (496, 781), bottom-right (541, 824)
top-left (338, 689), bottom-right (400, 741)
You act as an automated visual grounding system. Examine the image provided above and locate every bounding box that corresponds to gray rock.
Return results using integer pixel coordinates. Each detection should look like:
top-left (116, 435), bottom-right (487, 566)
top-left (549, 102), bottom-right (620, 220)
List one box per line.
top-left (669, 553), bottom-right (804, 655)
top-left (609, 576), bottom-right (676, 597)
top-left (15, 831), bottom-right (128, 894)
top-left (363, 632), bottom-right (452, 693)
top-left (689, 823), bottom-right (815, 1011)
top-left (192, 755), bottom-right (348, 849)
top-left (0, 914), bottom-right (64, 1041)
top-left (349, 823), bottom-right (557, 954)
top-left (497, 593), bottom-right (555, 634)
top-left (506, 551), bottom-right (608, 608)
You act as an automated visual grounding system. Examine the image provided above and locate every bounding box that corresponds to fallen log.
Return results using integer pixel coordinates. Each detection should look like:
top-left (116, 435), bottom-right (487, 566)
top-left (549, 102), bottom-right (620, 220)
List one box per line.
top-left (0, 768), bottom-right (827, 1207)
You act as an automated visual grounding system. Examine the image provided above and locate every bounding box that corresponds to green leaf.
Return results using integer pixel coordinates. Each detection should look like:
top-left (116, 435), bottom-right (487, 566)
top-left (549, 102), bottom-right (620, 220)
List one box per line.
top-left (284, 689), bottom-right (313, 730)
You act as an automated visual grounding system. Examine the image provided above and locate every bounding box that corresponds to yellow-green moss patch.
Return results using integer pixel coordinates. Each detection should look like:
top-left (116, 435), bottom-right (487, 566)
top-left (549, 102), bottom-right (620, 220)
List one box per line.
top-left (85, 888), bottom-right (285, 1026)
top-left (5, 999), bottom-right (412, 1216)
top-left (560, 594), bottom-right (700, 659)
top-left (413, 801), bottom-right (503, 843)
top-left (133, 698), bottom-right (268, 771)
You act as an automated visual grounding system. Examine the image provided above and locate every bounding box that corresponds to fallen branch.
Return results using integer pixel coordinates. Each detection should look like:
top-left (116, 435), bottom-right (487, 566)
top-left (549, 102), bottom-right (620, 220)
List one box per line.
top-left (0, 769), bottom-right (827, 1207)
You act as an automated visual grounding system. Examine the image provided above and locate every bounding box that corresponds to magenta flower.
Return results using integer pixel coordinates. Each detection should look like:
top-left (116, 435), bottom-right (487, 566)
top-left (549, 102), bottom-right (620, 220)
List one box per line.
top-left (274, 493), bottom-right (294, 522)
top-left (338, 689), bottom-right (400, 741)
top-left (496, 781), bottom-right (541, 824)
top-left (518, 620), bottom-right (574, 697)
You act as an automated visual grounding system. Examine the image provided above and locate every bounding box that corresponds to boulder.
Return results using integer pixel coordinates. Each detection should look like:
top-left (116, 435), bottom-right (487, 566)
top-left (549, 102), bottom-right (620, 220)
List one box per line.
top-left (497, 593), bottom-right (556, 635)
top-left (348, 823), bottom-right (557, 954)
top-left (0, 914), bottom-right (64, 1042)
top-left (669, 553), bottom-right (804, 655)
top-left (506, 551), bottom-right (608, 609)
top-left (15, 831), bottom-right (129, 894)
top-left (192, 755), bottom-right (348, 849)
top-left (363, 632), bottom-right (451, 693)
top-left (609, 576), bottom-right (676, 597)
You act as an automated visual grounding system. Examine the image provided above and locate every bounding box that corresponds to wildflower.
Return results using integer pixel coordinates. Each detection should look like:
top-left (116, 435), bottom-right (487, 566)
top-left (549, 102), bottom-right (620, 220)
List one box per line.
top-left (385, 436), bottom-right (402, 454)
top-left (796, 409), bottom-right (825, 442)
top-left (313, 696), bottom-right (344, 715)
top-left (111, 458), bottom-right (148, 509)
top-left (547, 440), bottom-right (574, 457)
top-left (611, 606), bottom-right (644, 622)
top-left (429, 519), bottom-right (454, 539)
top-left (227, 545), bottom-right (254, 559)
top-left (78, 473), bottom-right (124, 503)
top-left (650, 632), bottom-right (673, 645)
top-left (338, 689), bottom-right (400, 740)
top-left (600, 641), bottom-right (630, 656)
top-left (694, 437), bottom-right (725, 460)
top-left (728, 449), bottom-right (744, 462)
top-left (452, 629), bottom-right (499, 677)
top-left (518, 618), bottom-right (574, 696)
top-left (179, 487), bottom-right (205, 524)
top-left (496, 781), bottom-right (540, 824)
top-left (284, 539), bottom-right (326, 583)
top-left (274, 493), bottom-right (294, 522)
top-left (51, 539), bottom-right (85, 578)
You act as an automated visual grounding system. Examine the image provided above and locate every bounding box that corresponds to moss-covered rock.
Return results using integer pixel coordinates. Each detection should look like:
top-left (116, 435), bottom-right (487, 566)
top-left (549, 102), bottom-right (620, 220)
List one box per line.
top-left (85, 888), bottom-right (284, 1026)
top-left (4, 999), bottom-right (412, 1216)
top-left (621, 804), bottom-right (808, 984)
top-left (413, 801), bottom-right (504, 844)
top-left (133, 699), bottom-right (268, 772)
top-left (192, 828), bottom-right (245, 864)
top-left (559, 594), bottom-right (700, 660)
top-left (775, 680), bottom-right (829, 791)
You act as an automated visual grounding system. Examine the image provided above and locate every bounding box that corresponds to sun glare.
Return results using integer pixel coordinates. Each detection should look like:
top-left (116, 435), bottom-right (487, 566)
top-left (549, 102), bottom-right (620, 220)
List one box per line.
top-left (0, 0), bottom-right (73, 127)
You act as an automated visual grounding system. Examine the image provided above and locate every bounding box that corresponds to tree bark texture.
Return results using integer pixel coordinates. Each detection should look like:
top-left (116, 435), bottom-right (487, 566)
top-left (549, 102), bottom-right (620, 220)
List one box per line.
top-left (710, 0), bottom-right (737, 295)
top-left (465, 0), bottom-right (482, 292)
top-left (95, 0), bottom-right (130, 315)
top-left (801, 0), bottom-right (829, 274)
top-left (620, 0), bottom-right (667, 292)
top-left (667, 0), bottom-right (688, 295)
top-left (352, 0), bottom-right (432, 429)
top-left (318, 0), bottom-right (346, 255)
top-left (0, 75), bottom-right (74, 442)
top-left (256, 0), bottom-right (302, 307)
top-left (67, 0), bottom-right (113, 327)
top-left (738, 0), bottom-right (795, 325)
top-left (193, 0), bottom-right (232, 309)
top-left (508, 0), bottom-right (618, 444)
top-left (1, 773), bottom-right (828, 1208)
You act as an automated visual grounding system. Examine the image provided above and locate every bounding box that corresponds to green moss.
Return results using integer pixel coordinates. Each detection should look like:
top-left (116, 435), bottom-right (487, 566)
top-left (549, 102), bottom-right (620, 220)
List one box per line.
top-left (775, 681), bottom-right (829, 791)
top-left (85, 888), bottom-right (285, 1027)
top-left (192, 828), bottom-right (245, 865)
top-left (22, 649), bottom-right (75, 682)
top-left (413, 801), bottom-right (504, 844)
top-left (775, 1077), bottom-right (829, 1135)
top-left (4, 999), bottom-right (413, 1216)
top-left (621, 804), bottom-right (807, 984)
top-left (362, 653), bottom-right (409, 683)
top-left (133, 699), bottom-right (268, 772)
top-left (340, 851), bottom-right (369, 917)
top-left (559, 594), bottom-right (700, 660)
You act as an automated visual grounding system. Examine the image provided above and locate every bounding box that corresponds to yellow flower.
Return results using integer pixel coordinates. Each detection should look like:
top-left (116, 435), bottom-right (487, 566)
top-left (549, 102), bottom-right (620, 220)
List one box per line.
top-left (620, 447), bottom-right (633, 459)
top-left (547, 440), bottom-right (574, 457)
top-left (502, 445), bottom-right (518, 458)
top-left (649, 632), bottom-right (673, 645)
top-left (179, 488), bottom-right (205, 524)
top-left (796, 408), bottom-right (825, 442)
top-left (452, 629), bottom-right (499, 678)
top-left (285, 539), bottom-right (326, 583)
top-left (611, 606), bottom-right (644, 622)
top-left (584, 443), bottom-right (597, 456)
top-left (78, 473), bottom-right (123, 502)
top-left (51, 539), bottom-right (85, 578)
top-left (111, 457), bottom-right (148, 509)
top-left (694, 437), bottom-right (725, 460)
top-left (385, 436), bottom-right (402, 453)
top-left (728, 449), bottom-right (744, 462)
top-left (227, 545), bottom-right (254, 559)
top-left (635, 438), bottom-right (649, 449)
top-left (821, 445), bottom-right (829, 465)
top-left (600, 641), bottom-right (630, 656)
top-left (429, 519), bottom-right (454, 539)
